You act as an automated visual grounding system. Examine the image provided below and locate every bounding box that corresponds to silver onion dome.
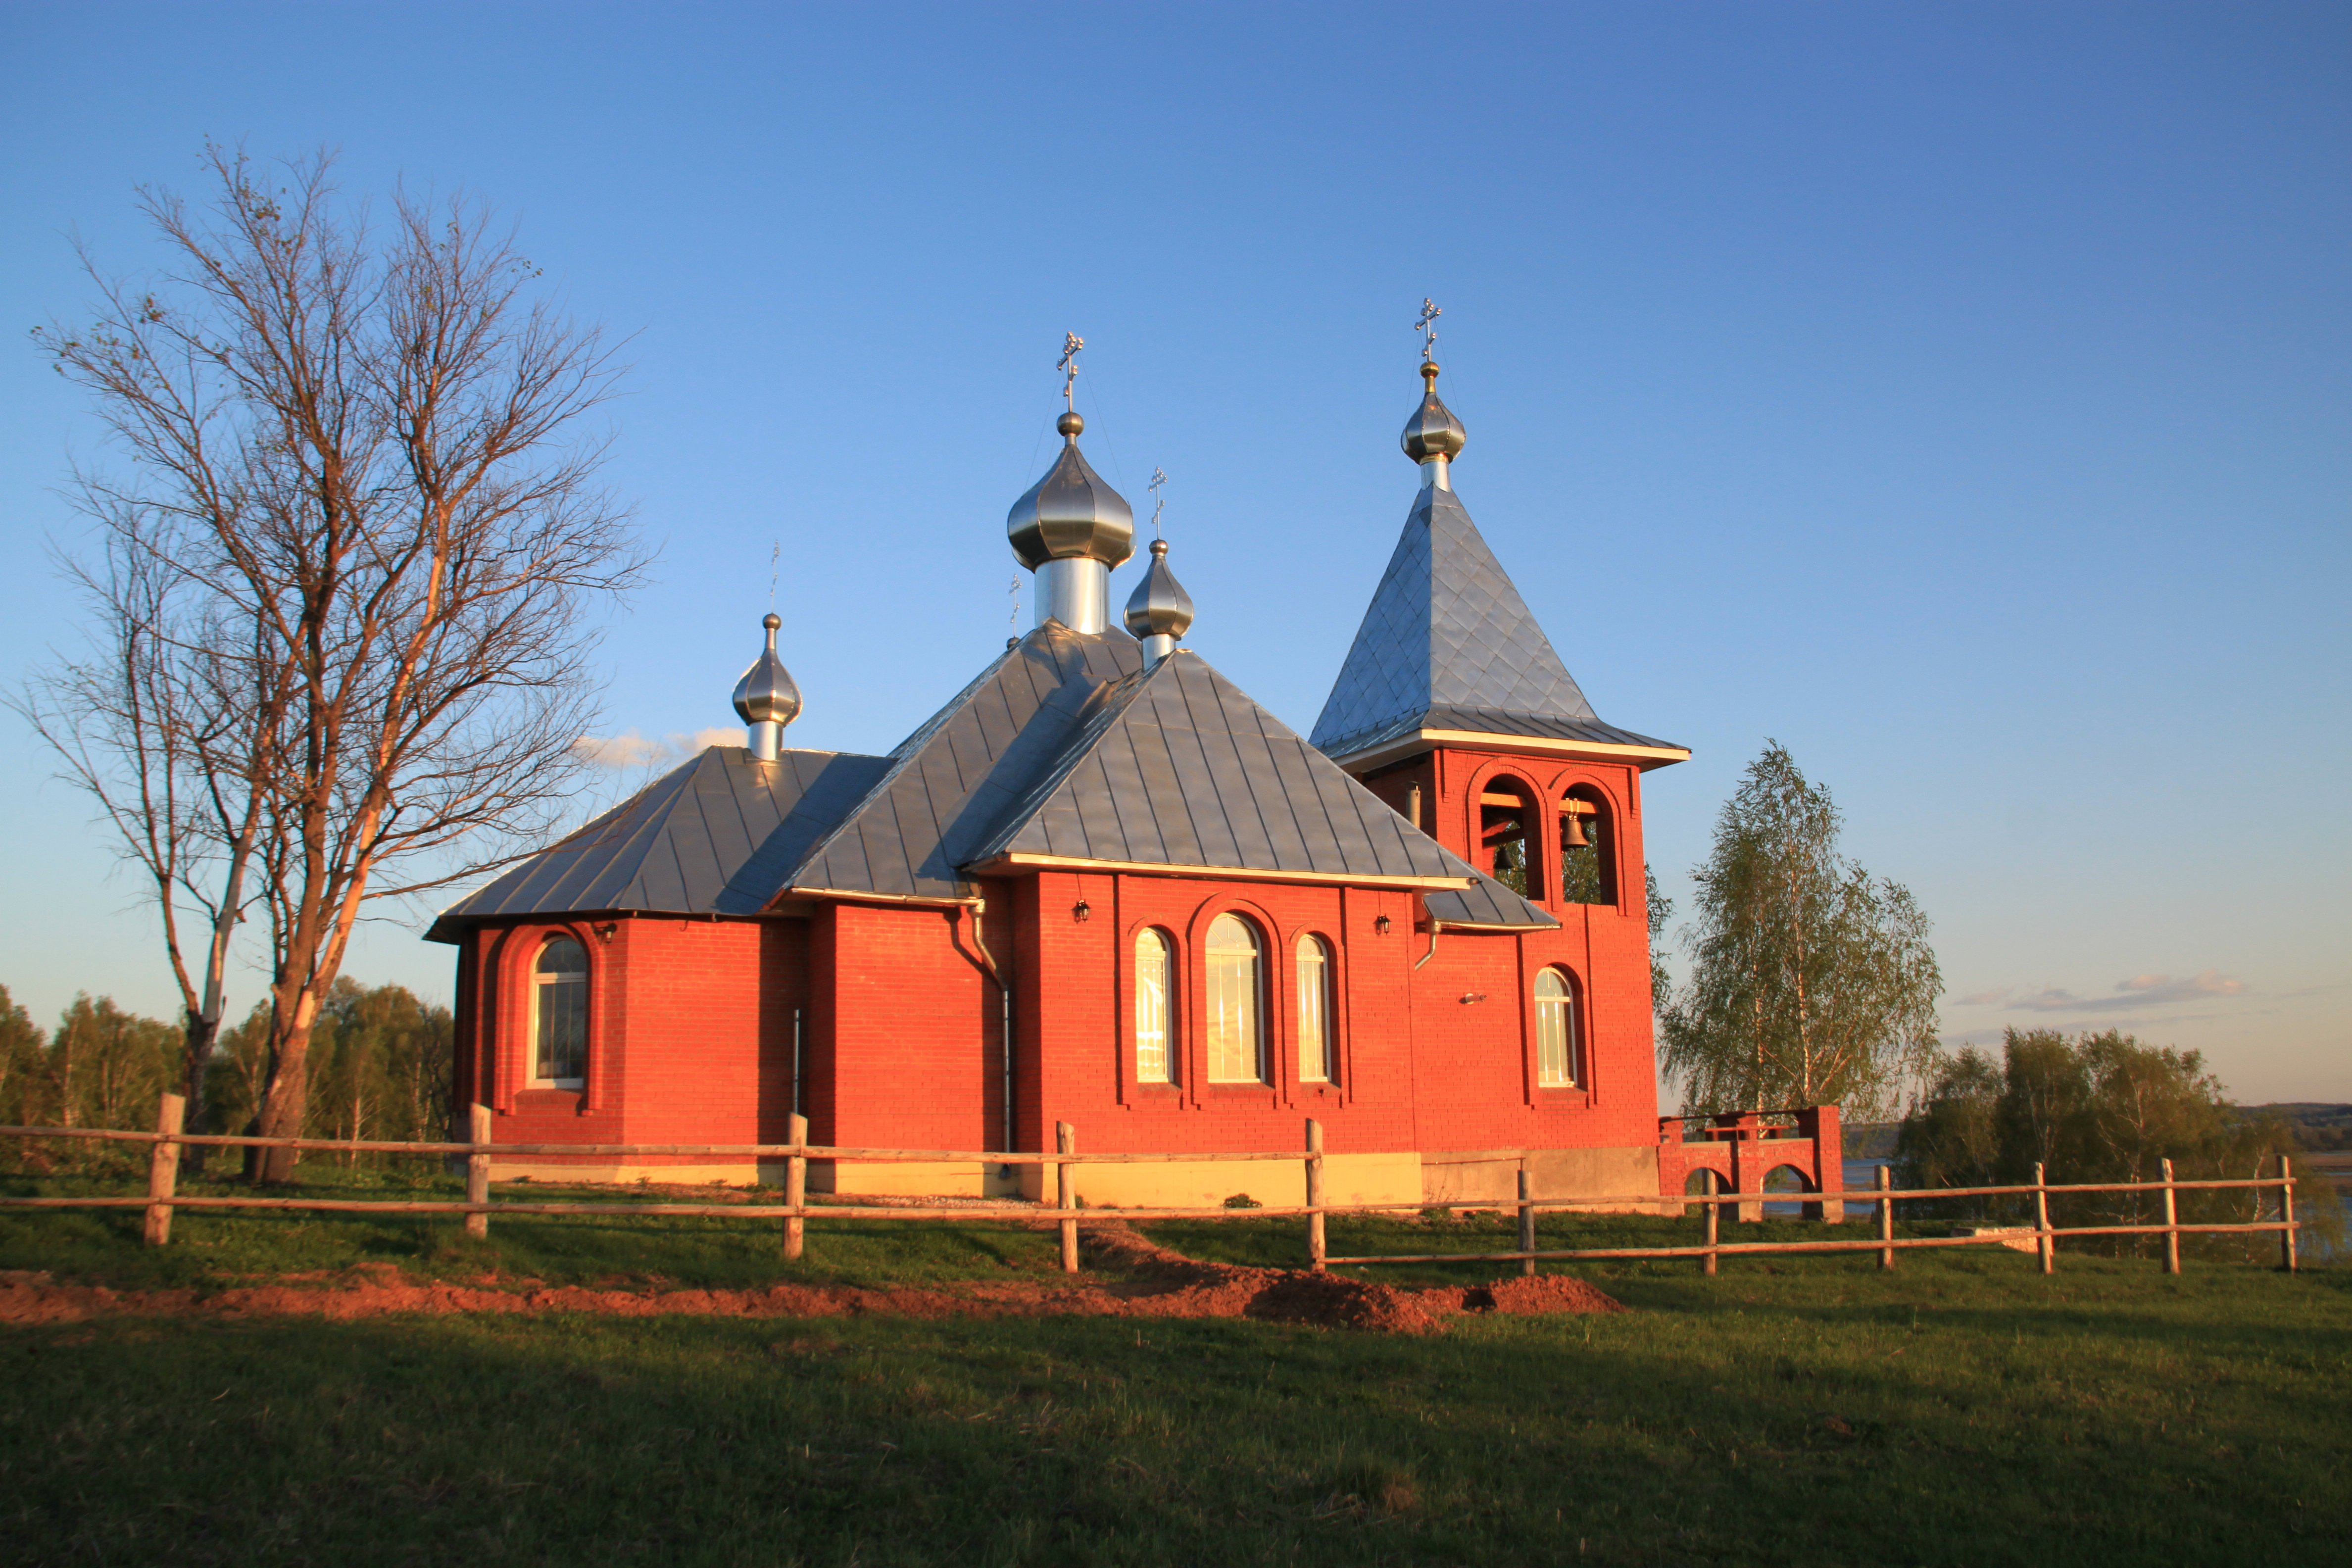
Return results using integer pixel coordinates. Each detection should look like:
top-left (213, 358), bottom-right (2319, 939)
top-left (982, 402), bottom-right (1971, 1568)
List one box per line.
top-left (1400, 360), bottom-right (1467, 466)
top-left (1007, 411), bottom-right (1136, 571)
top-left (732, 612), bottom-right (803, 762)
top-left (1124, 538), bottom-right (1194, 667)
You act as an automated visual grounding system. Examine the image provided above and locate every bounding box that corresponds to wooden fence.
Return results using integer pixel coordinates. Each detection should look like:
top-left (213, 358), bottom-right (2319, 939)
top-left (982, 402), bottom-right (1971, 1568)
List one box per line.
top-left (0, 1095), bottom-right (2305, 1278)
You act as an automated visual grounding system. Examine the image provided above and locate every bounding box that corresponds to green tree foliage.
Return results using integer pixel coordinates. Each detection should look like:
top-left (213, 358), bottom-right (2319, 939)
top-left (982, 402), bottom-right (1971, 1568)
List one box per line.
top-left (1644, 863), bottom-right (1674, 1026)
top-left (1897, 1028), bottom-right (2341, 1257)
top-left (0, 992), bottom-right (180, 1175)
top-left (0, 976), bottom-right (447, 1175)
top-left (48, 995), bottom-right (183, 1135)
top-left (0, 987), bottom-right (49, 1144)
top-left (206, 980), bottom-right (452, 1166)
top-left (1659, 742), bottom-right (1942, 1119)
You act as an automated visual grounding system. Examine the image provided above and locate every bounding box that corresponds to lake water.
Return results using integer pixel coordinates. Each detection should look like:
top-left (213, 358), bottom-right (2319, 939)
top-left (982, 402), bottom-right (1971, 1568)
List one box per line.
top-left (1758, 1159), bottom-right (1890, 1219)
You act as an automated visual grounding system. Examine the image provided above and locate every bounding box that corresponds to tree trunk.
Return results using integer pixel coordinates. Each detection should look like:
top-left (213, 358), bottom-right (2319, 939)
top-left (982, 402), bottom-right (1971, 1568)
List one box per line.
top-left (253, 996), bottom-right (320, 1185)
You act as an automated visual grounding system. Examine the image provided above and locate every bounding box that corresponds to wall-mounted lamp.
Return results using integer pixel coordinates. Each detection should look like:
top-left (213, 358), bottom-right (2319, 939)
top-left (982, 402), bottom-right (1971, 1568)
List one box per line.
top-left (592, 922), bottom-right (618, 942)
top-left (1072, 899), bottom-right (1091, 924)
top-left (1374, 914), bottom-right (1392, 935)
top-left (1459, 992), bottom-right (1487, 1005)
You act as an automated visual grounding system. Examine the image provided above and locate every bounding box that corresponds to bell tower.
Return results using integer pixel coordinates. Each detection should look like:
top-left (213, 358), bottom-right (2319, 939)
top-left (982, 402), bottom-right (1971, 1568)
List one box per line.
top-left (1309, 310), bottom-right (1687, 928)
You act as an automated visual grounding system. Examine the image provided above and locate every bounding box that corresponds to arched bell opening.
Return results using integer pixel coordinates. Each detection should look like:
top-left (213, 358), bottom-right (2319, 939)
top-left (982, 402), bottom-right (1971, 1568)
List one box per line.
top-left (1559, 785), bottom-right (1616, 907)
top-left (1477, 777), bottom-right (1542, 900)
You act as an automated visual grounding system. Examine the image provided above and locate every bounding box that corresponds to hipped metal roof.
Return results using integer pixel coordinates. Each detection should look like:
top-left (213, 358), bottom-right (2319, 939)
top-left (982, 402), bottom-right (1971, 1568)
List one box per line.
top-left (966, 649), bottom-right (1523, 895)
top-left (1309, 484), bottom-right (1683, 764)
top-left (431, 622), bottom-right (1555, 936)
top-left (429, 744), bottom-right (891, 936)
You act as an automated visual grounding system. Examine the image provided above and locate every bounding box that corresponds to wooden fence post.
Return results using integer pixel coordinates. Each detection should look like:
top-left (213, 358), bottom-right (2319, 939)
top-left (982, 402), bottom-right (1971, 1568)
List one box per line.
top-left (2161, 1157), bottom-right (2180, 1275)
top-left (466, 1103), bottom-right (492, 1239)
top-left (1702, 1168), bottom-right (1719, 1277)
top-left (142, 1093), bottom-right (186, 1247)
top-left (1056, 1122), bottom-right (1079, 1274)
top-left (2279, 1154), bottom-right (2298, 1274)
top-left (784, 1112), bottom-right (808, 1261)
top-left (2033, 1161), bottom-right (2054, 1275)
top-left (1875, 1164), bottom-right (1894, 1271)
top-left (1304, 1119), bottom-right (1326, 1273)
top-left (1516, 1161), bottom-right (1536, 1277)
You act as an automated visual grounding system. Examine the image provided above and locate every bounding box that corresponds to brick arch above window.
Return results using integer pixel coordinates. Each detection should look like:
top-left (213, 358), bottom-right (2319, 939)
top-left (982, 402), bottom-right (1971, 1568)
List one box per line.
top-left (497, 920), bottom-right (600, 1107)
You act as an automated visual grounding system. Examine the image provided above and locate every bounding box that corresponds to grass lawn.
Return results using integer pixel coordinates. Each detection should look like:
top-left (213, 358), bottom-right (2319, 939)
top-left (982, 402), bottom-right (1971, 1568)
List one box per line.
top-left (1, 1186), bottom-right (2345, 1566)
top-left (0, 1165), bottom-right (1069, 1289)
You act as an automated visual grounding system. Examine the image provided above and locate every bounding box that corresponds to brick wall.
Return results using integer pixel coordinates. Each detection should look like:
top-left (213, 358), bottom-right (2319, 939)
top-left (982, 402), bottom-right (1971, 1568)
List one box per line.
top-left (442, 745), bottom-right (1730, 1176)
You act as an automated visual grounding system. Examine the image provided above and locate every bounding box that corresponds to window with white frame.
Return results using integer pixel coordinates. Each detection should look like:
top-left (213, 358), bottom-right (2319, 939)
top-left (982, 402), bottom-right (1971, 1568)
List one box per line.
top-left (1134, 928), bottom-right (1173, 1084)
top-left (1534, 968), bottom-right (1578, 1088)
top-left (533, 936), bottom-right (589, 1086)
top-left (1296, 934), bottom-right (1334, 1083)
top-left (1204, 913), bottom-right (1265, 1082)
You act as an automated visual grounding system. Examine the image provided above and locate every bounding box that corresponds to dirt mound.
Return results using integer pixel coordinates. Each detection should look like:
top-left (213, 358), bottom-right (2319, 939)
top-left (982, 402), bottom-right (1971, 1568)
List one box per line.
top-left (1460, 1272), bottom-right (1628, 1316)
top-left (0, 1234), bottom-right (1621, 1334)
top-left (1080, 1225), bottom-right (1457, 1333)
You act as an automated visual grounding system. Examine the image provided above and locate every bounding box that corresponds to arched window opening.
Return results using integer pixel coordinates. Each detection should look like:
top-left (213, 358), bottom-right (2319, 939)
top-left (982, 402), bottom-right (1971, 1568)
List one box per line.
top-left (1296, 935), bottom-right (1335, 1083)
top-left (1205, 913), bottom-right (1265, 1083)
top-left (1478, 779), bottom-right (1541, 899)
top-left (533, 936), bottom-right (589, 1087)
top-left (1134, 929), bottom-right (1174, 1084)
top-left (1534, 968), bottom-right (1579, 1088)
top-left (1559, 787), bottom-right (1616, 906)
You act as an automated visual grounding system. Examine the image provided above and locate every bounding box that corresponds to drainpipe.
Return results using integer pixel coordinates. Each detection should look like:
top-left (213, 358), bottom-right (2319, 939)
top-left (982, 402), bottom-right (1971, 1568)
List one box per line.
top-left (967, 899), bottom-right (1015, 1158)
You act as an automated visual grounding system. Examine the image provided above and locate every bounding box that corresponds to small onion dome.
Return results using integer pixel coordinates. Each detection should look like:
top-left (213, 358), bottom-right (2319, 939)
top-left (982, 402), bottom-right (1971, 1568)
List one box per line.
top-left (732, 612), bottom-right (804, 729)
top-left (1400, 360), bottom-right (1467, 463)
top-left (1123, 538), bottom-right (1195, 641)
top-left (1007, 410), bottom-right (1136, 571)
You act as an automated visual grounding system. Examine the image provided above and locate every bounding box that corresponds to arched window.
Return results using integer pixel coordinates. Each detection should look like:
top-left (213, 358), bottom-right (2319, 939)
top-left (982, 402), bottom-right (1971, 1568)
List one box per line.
top-left (1559, 787), bottom-right (1615, 906)
top-left (1296, 935), bottom-right (1334, 1083)
top-left (1205, 913), bottom-right (1265, 1082)
top-left (1534, 969), bottom-right (1578, 1088)
top-left (533, 936), bottom-right (589, 1087)
top-left (1479, 778), bottom-right (1541, 899)
top-left (1134, 928), bottom-right (1174, 1084)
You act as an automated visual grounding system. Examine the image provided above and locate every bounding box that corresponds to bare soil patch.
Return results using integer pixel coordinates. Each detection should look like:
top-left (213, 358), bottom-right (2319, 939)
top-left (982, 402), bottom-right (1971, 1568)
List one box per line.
top-left (0, 1222), bottom-right (1621, 1332)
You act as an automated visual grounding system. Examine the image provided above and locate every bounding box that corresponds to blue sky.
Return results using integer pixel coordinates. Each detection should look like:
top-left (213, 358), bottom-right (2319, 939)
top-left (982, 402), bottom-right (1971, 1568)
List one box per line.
top-left (3, 3), bottom-right (2346, 1101)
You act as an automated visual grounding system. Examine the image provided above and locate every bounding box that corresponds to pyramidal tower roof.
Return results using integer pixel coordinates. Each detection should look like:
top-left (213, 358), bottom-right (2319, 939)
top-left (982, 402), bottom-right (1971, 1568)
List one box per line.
top-left (1310, 360), bottom-right (1686, 771)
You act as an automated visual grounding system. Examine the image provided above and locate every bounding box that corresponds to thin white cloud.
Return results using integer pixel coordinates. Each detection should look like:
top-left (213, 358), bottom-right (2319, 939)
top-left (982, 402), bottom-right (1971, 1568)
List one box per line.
top-left (1955, 970), bottom-right (2249, 1014)
top-left (2113, 971), bottom-right (2248, 1005)
top-left (673, 726), bottom-right (748, 754)
top-left (572, 730), bottom-right (668, 769)
top-left (572, 726), bottom-right (751, 771)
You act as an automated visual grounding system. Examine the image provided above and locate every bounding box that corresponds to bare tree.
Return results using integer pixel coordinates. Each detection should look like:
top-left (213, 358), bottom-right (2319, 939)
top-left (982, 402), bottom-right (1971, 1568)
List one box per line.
top-left (16, 289), bottom-right (288, 1153)
top-left (25, 146), bottom-right (644, 1181)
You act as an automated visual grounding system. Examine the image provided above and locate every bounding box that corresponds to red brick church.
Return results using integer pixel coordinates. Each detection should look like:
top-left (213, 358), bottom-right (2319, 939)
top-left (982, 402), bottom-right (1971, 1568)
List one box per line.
top-left (428, 343), bottom-right (1842, 1210)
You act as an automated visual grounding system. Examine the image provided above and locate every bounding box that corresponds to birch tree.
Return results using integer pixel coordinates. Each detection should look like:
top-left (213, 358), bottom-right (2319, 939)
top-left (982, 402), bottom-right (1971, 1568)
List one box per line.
top-left (25, 146), bottom-right (645, 1181)
top-left (1659, 741), bottom-right (1941, 1120)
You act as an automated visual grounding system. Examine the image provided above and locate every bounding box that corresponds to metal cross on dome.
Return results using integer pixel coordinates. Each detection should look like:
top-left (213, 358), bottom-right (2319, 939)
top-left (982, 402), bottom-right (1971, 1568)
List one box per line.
top-left (1148, 467), bottom-right (1168, 538)
top-left (1416, 298), bottom-right (1441, 361)
top-left (1058, 332), bottom-right (1085, 409)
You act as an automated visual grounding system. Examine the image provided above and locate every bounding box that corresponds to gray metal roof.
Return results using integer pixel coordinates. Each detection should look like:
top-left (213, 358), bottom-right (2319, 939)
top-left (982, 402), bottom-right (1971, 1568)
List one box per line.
top-left (429, 744), bottom-right (890, 934)
top-left (966, 651), bottom-right (1536, 903)
top-left (780, 623), bottom-right (1145, 901)
top-left (1309, 485), bottom-right (1681, 762)
top-left (1424, 876), bottom-right (1558, 929)
top-left (433, 621), bottom-right (1559, 935)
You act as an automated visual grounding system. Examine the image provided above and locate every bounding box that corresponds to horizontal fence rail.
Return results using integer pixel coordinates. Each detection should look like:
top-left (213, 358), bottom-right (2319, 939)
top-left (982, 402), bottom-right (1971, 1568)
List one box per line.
top-left (0, 1097), bottom-right (2305, 1277)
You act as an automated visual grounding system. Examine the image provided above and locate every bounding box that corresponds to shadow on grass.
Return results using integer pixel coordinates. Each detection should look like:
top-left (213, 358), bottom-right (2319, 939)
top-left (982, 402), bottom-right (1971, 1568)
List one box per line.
top-left (3, 1263), bottom-right (2346, 1568)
